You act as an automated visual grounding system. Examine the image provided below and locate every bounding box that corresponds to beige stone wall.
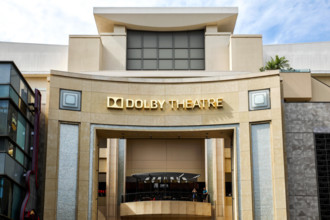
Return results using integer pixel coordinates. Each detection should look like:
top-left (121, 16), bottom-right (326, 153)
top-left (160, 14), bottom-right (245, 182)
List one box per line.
top-left (126, 139), bottom-right (205, 181)
top-left (47, 71), bottom-right (281, 127)
top-left (101, 26), bottom-right (126, 71)
top-left (44, 71), bottom-right (287, 220)
top-left (67, 27), bottom-right (266, 73)
top-left (281, 72), bottom-right (312, 101)
top-left (314, 76), bottom-right (330, 86)
top-left (205, 26), bottom-right (230, 71)
top-left (310, 77), bottom-right (330, 102)
top-left (281, 73), bottom-right (330, 102)
top-left (120, 201), bottom-right (211, 218)
top-left (230, 35), bottom-right (263, 73)
top-left (93, 7), bottom-right (237, 34)
top-left (68, 36), bottom-right (102, 72)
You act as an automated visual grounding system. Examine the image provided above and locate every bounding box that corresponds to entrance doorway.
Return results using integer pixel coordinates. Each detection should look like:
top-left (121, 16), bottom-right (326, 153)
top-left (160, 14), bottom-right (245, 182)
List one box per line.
top-left (93, 126), bottom-right (236, 220)
top-left (124, 138), bottom-right (206, 204)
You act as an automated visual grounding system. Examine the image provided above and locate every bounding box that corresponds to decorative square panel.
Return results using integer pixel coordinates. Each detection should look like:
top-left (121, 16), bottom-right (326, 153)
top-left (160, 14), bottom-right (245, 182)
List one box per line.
top-left (60, 89), bottom-right (81, 111)
top-left (249, 89), bottom-right (270, 111)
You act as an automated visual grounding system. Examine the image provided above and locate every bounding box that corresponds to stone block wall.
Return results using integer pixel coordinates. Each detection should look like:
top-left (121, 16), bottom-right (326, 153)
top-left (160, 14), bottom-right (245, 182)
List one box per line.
top-left (284, 103), bottom-right (330, 220)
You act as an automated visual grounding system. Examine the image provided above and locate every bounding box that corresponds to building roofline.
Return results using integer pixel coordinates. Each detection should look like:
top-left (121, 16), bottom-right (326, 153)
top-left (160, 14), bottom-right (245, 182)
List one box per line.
top-left (93, 7), bottom-right (238, 33)
top-left (50, 70), bottom-right (280, 84)
top-left (0, 40), bottom-right (67, 47)
top-left (264, 41), bottom-right (330, 47)
top-left (93, 7), bottom-right (238, 14)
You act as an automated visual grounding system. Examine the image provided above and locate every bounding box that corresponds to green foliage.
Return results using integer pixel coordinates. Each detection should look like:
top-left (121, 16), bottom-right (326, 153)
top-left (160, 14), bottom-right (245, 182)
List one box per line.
top-left (260, 55), bottom-right (290, 72)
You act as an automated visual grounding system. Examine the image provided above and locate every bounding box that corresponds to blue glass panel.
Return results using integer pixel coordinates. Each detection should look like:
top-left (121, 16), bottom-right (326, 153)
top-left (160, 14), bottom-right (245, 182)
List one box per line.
top-left (15, 147), bottom-right (24, 165)
top-left (0, 85), bottom-right (9, 98)
top-left (11, 184), bottom-right (23, 220)
top-left (0, 177), bottom-right (11, 216)
top-left (251, 123), bottom-right (274, 220)
top-left (0, 64), bottom-right (11, 84)
top-left (10, 66), bottom-right (20, 95)
top-left (8, 103), bottom-right (18, 141)
top-left (0, 154), bottom-right (5, 174)
top-left (19, 80), bottom-right (28, 103)
top-left (24, 125), bottom-right (31, 154)
top-left (0, 101), bottom-right (9, 135)
top-left (9, 87), bottom-right (19, 106)
top-left (16, 113), bottom-right (26, 150)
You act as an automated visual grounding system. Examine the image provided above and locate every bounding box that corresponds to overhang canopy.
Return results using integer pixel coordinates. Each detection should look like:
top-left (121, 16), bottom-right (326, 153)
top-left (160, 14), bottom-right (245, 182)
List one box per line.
top-left (93, 7), bottom-right (238, 33)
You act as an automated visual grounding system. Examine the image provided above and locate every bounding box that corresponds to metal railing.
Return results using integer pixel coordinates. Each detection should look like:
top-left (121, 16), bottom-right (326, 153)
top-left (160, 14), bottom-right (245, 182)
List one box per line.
top-left (121, 191), bottom-right (209, 203)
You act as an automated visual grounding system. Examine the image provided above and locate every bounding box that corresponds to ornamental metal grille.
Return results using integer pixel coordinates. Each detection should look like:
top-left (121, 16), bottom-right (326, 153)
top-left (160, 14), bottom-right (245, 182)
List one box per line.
top-left (315, 133), bottom-right (330, 219)
top-left (127, 30), bottom-right (205, 70)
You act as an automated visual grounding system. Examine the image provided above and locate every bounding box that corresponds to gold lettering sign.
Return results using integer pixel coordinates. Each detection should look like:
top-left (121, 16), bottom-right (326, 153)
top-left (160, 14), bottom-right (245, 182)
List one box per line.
top-left (107, 97), bottom-right (124, 109)
top-left (107, 97), bottom-right (223, 110)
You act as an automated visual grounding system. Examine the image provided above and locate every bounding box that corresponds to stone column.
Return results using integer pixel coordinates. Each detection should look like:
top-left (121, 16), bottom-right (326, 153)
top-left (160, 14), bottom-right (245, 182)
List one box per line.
top-left (239, 123), bottom-right (253, 219)
top-left (117, 139), bottom-right (127, 204)
top-left (207, 138), bottom-right (226, 220)
top-left (215, 138), bottom-right (225, 220)
top-left (106, 139), bottom-right (119, 220)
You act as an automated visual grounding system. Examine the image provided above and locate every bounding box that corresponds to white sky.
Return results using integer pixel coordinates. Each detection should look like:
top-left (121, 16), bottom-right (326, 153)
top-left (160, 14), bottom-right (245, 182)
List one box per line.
top-left (0, 0), bottom-right (329, 45)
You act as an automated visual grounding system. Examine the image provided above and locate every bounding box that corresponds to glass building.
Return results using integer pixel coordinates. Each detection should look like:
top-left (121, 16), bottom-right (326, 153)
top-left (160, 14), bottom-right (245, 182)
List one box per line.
top-left (0, 62), bottom-right (40, 220)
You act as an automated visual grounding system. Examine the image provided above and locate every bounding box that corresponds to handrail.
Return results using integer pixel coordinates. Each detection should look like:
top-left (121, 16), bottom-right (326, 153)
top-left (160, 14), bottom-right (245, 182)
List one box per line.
top-left (122, 191), bottom-right (209, 203)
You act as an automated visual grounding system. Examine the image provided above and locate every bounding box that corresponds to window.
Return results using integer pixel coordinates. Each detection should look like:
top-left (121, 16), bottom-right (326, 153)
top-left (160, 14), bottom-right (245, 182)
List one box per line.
top-left (0, 100), bottom-right (32, 164)
top-left (10, 67), bottom-right (20, 98)
top-left (11, 184), bottom-right (23, 220)
top-left (0, 177), bottom-right (12, 217)
top-left (0, 101), bottom-right (8, 135)
top-left (249, 89), bottom-right (271, 111)
top-left (16, 113), bottom-right (26, 150)
top-left (0, 85), bottom-right (9, 98)
top-left (315, 133), bottom-right (330, 219)
top-left (0, 64), bottom-right (11, 84)
top-left (59, 89), bottom-right (82, 111)
top-left (0, 137), bottom-right (29, 168)
top-left (127, 30), bottom-right (205, 70)
top-left (0, 177), bottom-right (24, 219)
top-left (0, 63), bottom-right (34, 125)
top-left (98, 173), bottom-right (106, 197)
top-left (8, 103), bottom-right (18, 141)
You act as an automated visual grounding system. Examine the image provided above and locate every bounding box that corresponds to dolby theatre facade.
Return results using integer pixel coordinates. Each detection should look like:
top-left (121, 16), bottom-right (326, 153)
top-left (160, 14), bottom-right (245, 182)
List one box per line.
top-left (16, 7), bottom-right (330, 220)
